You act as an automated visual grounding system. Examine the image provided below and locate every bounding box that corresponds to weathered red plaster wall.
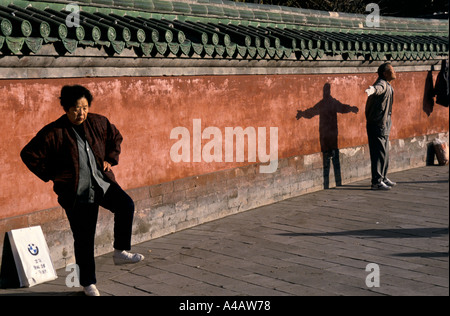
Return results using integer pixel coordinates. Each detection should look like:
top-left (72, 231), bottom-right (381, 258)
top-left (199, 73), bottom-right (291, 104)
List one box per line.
top-left (0, 72), bottom-right (448, 220)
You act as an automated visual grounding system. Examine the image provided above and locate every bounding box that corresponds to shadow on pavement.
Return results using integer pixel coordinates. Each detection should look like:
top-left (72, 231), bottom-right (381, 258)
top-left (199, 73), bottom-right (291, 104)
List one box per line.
top-left (278, 227), bottom-right (449, 239)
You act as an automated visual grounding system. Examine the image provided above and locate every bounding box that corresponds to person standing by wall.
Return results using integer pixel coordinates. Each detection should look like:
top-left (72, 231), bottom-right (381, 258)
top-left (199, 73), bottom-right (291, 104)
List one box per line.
top-left (365, 63), bottom-right (397, 190)
top-left (20, 85), bottom-right (144, 296)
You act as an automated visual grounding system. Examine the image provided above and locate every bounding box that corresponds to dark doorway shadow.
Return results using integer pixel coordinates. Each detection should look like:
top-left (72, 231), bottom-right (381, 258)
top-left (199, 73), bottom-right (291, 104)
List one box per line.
top-left (296, 83), bottom-right (359, 188)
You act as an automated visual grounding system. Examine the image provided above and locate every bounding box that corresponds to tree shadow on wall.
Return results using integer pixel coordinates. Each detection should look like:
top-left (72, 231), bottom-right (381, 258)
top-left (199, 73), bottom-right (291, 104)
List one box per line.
top-left (296, 83), bottom-right (359, 189)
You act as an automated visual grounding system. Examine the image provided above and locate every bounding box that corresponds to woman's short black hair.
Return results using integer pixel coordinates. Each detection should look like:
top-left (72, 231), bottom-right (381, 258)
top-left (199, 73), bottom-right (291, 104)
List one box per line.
top-left (377, 62), bottom-right (392, 79)
top-left (60, 85), bottom-right (93, 111)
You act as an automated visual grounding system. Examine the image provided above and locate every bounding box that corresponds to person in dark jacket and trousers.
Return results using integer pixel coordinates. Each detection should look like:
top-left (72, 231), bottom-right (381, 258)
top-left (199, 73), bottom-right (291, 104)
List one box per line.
top-left (365, 63), bottom-right (397, 190)
top-left (21, 85), bottom-right (144, 296)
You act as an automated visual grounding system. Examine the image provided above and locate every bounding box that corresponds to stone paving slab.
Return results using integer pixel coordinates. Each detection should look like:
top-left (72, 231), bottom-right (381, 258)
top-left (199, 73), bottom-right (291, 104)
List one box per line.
top-left (0, 166), bottom-right (448, 297)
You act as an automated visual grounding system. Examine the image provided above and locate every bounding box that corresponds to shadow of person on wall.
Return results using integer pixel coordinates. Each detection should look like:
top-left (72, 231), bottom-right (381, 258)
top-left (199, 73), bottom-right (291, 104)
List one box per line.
top-left (296, 83), bottom-right (359, 189)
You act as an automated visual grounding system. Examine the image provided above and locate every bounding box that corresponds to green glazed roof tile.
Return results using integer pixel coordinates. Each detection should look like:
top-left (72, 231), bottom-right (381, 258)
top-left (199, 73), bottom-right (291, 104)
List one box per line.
top-left (152, 0), bottom-right (173, 13)
top-left (190, 4), bottom-right (208, 16)
top-left (172, 1), bottom-right (191, 14)
top-left (191, 41), bottom-right (202, 54)
top-left (89, 0), bottom-right (113, 7)
top-left (225, 42), bottom-right (235, 56)
top-left (133, 1), bottom-right (155, 11)
top-left (253, 10), bottom-right (269, 21)
top-left (18, 1), bottom-right (448, 34)
top-left (0, 17), bottom-right (12, 36)
top-left (140, 41), bottom-right (153, 56)
top-left (0, 0), bottom-right (447, 61)
top-left (237, 8), bottom-right (254, 20)
top-left (25, 36), bottom-right (42, 53)
top-left (154, 41), bottom-right (167, 54)
top-left (113, 1), bottom-right (134, 9)
top-left (5, 36), bottom-right (24, 53)
top-left (206, 5), bottom-right (224, 17)
top-left (280, 13), bottom-right (295, 24)
top-left (266, 11), bottom-right (283, 23)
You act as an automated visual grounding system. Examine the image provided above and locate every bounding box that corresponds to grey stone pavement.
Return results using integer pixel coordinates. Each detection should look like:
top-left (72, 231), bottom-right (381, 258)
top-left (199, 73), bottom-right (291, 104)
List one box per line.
top-left (0, 166), bottom-right (448, 297)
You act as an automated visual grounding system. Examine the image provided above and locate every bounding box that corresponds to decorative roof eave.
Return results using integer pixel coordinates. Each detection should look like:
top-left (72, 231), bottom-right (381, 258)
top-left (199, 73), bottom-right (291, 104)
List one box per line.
top-left (0, 0), bottom-right (448, 63)
top-left (22, 0), bottom-right (449, 35)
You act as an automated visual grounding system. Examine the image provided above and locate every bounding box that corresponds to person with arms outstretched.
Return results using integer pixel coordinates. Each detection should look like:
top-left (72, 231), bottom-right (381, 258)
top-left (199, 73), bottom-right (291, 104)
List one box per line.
top-left (365, 63), bottom-right (397, 190)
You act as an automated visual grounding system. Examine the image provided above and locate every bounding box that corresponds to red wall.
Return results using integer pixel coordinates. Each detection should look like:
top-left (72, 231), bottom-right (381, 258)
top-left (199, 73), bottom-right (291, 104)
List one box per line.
top-left (0, 72), bottom-right (448, 220)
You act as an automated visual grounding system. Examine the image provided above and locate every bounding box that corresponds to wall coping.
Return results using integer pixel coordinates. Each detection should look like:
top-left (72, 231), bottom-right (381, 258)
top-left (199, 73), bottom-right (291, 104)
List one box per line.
top-left (0, 0), bottom-right (447, 75)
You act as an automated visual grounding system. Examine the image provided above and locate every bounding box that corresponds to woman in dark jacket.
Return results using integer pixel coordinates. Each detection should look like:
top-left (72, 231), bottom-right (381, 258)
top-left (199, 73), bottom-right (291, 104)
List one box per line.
top-left (21, 85), bottom-right (144, 296)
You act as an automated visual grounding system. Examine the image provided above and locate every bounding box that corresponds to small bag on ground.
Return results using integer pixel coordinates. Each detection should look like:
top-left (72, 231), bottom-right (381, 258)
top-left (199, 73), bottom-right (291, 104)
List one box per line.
top-left (433, 139), bottom-right (449, 166)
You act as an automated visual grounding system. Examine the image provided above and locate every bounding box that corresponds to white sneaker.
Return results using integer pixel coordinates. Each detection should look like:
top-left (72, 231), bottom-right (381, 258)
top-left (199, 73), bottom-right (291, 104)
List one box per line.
top-left (113, 250), bottom-right (145, 265)
top-left (371, 182), bottom-right (391, 190)
top-left (383, 178), bottom-right (397, 187)
top-left (83, 284), bottom-right (100, 296)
